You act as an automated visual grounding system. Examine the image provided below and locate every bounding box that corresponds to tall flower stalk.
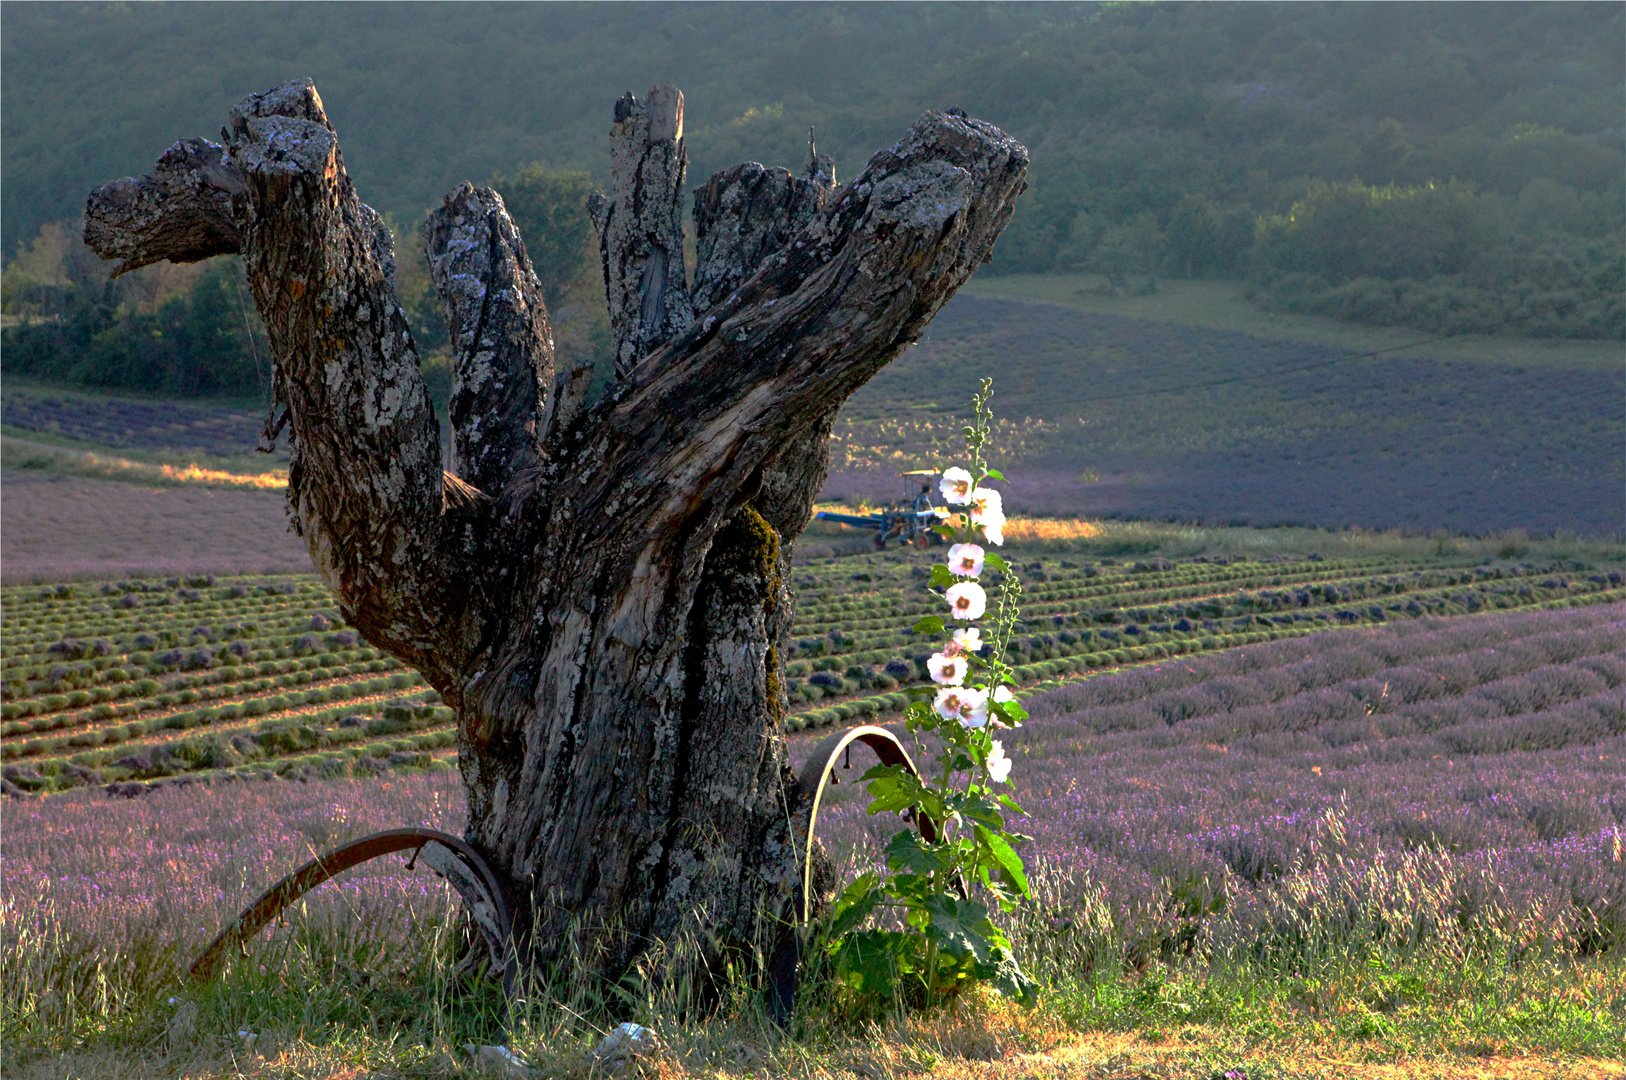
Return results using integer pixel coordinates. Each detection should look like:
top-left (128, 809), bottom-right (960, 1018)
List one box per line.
top-left (823, 378), bottom-right (1036, 1007)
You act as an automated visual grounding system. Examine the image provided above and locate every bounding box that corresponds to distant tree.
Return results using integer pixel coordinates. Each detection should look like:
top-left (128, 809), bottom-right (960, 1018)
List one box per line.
top-left (1090, 212), bottom-right (1164, 291)
top-left (1164, 194), bottom-right (1219, 279)
top-left (1254, 180), bottom-right (1490, 285)
top-left (489, 164), bottom-right (597, 309)
top-left (0, 221), bottom-right (74, 318)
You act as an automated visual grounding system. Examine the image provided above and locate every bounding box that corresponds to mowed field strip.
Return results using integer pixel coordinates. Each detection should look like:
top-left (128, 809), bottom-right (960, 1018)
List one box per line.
top-left (4, 549), bottom-right (1621, 796)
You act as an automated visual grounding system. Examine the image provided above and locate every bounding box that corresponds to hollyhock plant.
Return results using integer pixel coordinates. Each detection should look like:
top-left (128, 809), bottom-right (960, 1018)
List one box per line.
top-left (828, 377), bottom-right (1038, 1009)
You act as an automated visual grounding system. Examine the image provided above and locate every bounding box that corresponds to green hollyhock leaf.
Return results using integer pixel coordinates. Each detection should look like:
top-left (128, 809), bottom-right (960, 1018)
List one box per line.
top-left (863, 766), bottom-right (927, 814)
top-left (992, 697), bottom-right (1029, 725)
top-left (827, 873), bottom-right (885, 939)
top-left (835, 929), bottom-right (917, 995)
top-left (922, 894), bottom-right (994, 964)
top-left (956, 793), bottom-right (1005, 831)
top-left (975, 823), bottom-right (1030, 899)
top-left (983, 552), bottom-right (1009, 573)
top-left (929, 564), bottom-right (957, 588)
top-left (981, 948), bottom-right (1040, 1006)
top-left (912, 615), bottom-right (945, 636)
top-left (884, 829), bottom-right (955, 876)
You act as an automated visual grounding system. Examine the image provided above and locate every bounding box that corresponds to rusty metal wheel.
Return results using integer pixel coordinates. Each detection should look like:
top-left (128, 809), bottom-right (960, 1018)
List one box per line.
top-left (186, 827), bottom-right (517, 995)
top-left (792, 723), bottom-right (938, 924)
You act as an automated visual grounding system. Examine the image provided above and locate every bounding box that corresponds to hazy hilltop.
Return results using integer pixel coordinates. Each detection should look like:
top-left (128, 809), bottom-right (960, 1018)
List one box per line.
top-left (3, 1), bottom-right (1621, 403)
top-left (1, 2), bottom-right (1067, 257)
top-left (4, 2), bottom-right (1620, 260)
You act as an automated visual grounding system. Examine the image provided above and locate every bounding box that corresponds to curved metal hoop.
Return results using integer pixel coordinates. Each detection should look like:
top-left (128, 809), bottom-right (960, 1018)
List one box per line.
top-left (187, 827), bottom-right (516, 993)
top-left (793, 724), bottom-right (938, 924)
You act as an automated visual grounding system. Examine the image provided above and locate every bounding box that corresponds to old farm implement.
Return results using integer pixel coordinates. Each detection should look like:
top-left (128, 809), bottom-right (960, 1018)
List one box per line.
top-left (184, 724), bottom-right (936, 1024)
top-left (814, 469), bottom-right (949, 549)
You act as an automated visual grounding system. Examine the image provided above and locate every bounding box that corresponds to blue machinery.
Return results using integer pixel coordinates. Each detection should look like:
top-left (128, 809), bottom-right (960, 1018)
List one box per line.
top-left (814, 469), bottom-right (947, 549)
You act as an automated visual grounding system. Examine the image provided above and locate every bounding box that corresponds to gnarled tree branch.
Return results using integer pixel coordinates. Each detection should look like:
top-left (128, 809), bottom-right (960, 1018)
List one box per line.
top-left (83, 138), bottom-right (244, 277)
top-left (424, 184), bottom-right (552, 496)
top-left (587, 84), bottom-right (695, 382)
top-left (569, 111), bottom-right (1027, 578)
top-left (87, 79), bottom-right (458, 678)
top-left (690, 153), bottom-right (834, 316)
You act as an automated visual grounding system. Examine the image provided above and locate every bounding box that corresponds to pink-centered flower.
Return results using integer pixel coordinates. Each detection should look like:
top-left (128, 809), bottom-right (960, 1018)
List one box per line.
top-left (947, 543), bottom-right (984, 578)
top-left (944, 581), bottom-right (987, 621)
top-left (939, 467), bottom-right (974, 505)
top-left (927, 651), bottom-right (966, 686)
top-left (986, 739), bottom-right (1012, 784)
top-left (934, 686), bottom-right (989, 728)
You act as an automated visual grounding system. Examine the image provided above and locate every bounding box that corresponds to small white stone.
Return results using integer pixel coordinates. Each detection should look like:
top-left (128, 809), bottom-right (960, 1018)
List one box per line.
top-left (592, 1023), bottom-right (658, 1073)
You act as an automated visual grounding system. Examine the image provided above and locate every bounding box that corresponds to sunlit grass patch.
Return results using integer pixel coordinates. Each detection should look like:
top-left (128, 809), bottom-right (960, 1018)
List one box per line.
top-left (1, 436), bottom-right (288, 489)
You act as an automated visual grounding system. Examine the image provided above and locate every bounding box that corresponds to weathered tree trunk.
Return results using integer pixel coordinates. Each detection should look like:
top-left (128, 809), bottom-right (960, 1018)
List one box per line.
top-left (85, 79), bottom-right (1027, 986)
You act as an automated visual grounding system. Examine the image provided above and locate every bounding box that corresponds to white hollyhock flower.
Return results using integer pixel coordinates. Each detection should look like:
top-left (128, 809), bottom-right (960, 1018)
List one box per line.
top-left (947, 542), bottom-right (985, 578)
top-left (981, 514), bottom-right (1005, 547)
top-left (927, 651), bottom-right (966, 686)
top-left (993, 684), bottom-right (1015, 703)
top-left (935, 686), bottom-right (989, 728)
top-left (933, 687), bottom-right (968, 723)
top-left (986, 739), bottom-right (1012, 784)
top-left (969, 486), bottom-right (1002, 521)
top-left (947, 627), bottom-right (983, 656)
top-left (944, 581), bottom-right (987, 621)
top-left (969, 487), bottom-right (1005, 545)
top-left (939, 467), bottom-right (974, 504)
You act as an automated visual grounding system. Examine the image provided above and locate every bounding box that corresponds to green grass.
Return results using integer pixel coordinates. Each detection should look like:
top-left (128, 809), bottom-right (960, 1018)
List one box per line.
top-left (4, 845), bottom-right (1620, 1079)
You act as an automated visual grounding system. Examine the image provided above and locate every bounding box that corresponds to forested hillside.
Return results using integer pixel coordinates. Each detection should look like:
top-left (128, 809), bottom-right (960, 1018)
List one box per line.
top-left (3, 2), bottom-right (1621, 398)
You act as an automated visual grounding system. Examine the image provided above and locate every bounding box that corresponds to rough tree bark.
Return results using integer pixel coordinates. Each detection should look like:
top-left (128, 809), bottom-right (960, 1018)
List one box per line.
top-left (85, 79), bottom-right (1027, 986)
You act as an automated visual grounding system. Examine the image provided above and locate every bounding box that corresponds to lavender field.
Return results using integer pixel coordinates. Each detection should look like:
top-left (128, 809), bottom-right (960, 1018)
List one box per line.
top-left (825, 296), bottom-right (1626, 536)
top-left (807, 602), bottom-right (1625, 979)
top-left (5, 603), bottom-right (1622, 1065)
top-left (0, 472), bottom-right (309, 585)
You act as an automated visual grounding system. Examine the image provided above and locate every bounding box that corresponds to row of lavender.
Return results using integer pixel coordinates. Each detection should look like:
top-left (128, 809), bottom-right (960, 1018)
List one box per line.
top-left (2, 387), bottom-right (282, 460)
top-left (806, 602), bottom-right (1625, 968)
top-left (6, 553), bottom-right (1618, 793)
